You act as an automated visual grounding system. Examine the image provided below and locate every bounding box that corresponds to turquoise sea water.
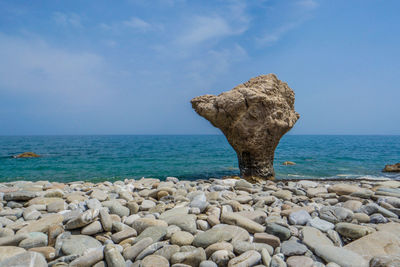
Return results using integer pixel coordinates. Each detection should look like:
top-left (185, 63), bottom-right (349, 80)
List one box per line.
top-left (0, 135), bottom-right (399, 182)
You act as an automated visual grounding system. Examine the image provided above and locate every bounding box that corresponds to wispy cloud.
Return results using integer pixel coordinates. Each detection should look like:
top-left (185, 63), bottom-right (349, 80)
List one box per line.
top-left (175, 1), bottom-right (249, 47)
top-left (257, 0), bottom-right (319, 46)
top-left (257, 22), bottom-right (298, 46)
top-left (176, 16), bottom-right (237, 46)
top-left (100, 16), bottom-right (153, 33)
top-left (103, 39), bottom-right (118, 47)
top-left (297, 0), bottom-right (319, 9)
top-left (123, 17), bottom-right (151, 31)
top-left (53, 12), bottom-right (82, 27)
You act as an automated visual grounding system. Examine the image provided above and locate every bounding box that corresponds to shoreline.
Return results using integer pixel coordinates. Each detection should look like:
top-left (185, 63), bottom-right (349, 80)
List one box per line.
top-left (0, 172), bottom-right (399, 184)
top-left (0, 177), bottom-right (399, 266)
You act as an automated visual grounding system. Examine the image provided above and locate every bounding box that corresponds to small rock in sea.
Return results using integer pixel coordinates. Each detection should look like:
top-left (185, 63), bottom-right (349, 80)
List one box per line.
top-left (283, 161), bottom-right (296, 166)
top-left (382, 163), bottom-right (400, 172)
top-left (13, 152), bottom-right (40, 158)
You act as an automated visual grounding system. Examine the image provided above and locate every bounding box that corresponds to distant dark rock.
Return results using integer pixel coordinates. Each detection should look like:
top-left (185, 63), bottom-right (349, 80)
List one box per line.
top-left (13, 152), bottom-right (40, 158)
top-left (382, 163), bottom-right (400, 172)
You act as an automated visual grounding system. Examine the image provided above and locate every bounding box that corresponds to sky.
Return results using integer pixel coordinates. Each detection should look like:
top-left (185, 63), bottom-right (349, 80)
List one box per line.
top-left (0, 0), bottom-right (399, 135)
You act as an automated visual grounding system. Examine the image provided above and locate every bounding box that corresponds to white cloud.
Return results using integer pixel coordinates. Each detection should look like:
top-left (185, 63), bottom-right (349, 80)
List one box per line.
top-left (176, 1), bottom-right (250, 47)
top-left (176, 16), bottom-right (235, 46)
top-left (123, 17), bottom-right (151, 31)
top-left (257, 22), bottom-right (298, 46)
top-left (53, 12), bottom-right (82, 27)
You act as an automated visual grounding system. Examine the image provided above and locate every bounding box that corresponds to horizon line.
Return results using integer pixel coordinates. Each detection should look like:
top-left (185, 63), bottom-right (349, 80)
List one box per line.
top-left (0, 134), bottom-right (400, 137)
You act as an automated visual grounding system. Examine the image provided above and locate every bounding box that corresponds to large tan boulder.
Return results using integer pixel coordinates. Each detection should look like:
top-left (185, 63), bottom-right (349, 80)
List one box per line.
top-left (344, 223), bottom-right (400, 261)
top-left (191, 74), bottom-right (299, 182)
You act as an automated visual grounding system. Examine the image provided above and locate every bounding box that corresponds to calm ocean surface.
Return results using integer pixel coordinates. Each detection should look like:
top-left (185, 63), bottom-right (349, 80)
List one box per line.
top-left (0, 135), bottom-right (399, 182)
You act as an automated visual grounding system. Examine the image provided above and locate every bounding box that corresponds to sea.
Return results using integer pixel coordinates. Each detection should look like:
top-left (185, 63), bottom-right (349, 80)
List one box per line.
top-left (0, 135), bottom-right (399, 183)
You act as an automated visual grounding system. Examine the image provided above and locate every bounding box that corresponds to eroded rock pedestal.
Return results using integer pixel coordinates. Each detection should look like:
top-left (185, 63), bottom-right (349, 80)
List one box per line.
top-left (191, 74), bottom-right (299, 182)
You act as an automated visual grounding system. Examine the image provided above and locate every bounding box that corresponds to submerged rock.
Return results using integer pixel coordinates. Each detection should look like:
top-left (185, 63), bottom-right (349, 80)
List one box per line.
top-left (191, 74), bottom-right (299, 182)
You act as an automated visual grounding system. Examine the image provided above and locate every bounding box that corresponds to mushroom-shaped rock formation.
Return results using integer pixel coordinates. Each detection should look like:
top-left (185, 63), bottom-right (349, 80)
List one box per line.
top-left (191, 74), bottom-right (299, 182)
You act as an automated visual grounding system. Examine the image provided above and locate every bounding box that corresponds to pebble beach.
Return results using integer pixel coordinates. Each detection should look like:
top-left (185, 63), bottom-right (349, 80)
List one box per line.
top-left (0, 177), bottom-right (399, 267)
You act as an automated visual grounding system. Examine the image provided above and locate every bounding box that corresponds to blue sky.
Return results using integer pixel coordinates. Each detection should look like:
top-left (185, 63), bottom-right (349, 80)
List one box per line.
top-left (0, 0), bottom-right (399, 135)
